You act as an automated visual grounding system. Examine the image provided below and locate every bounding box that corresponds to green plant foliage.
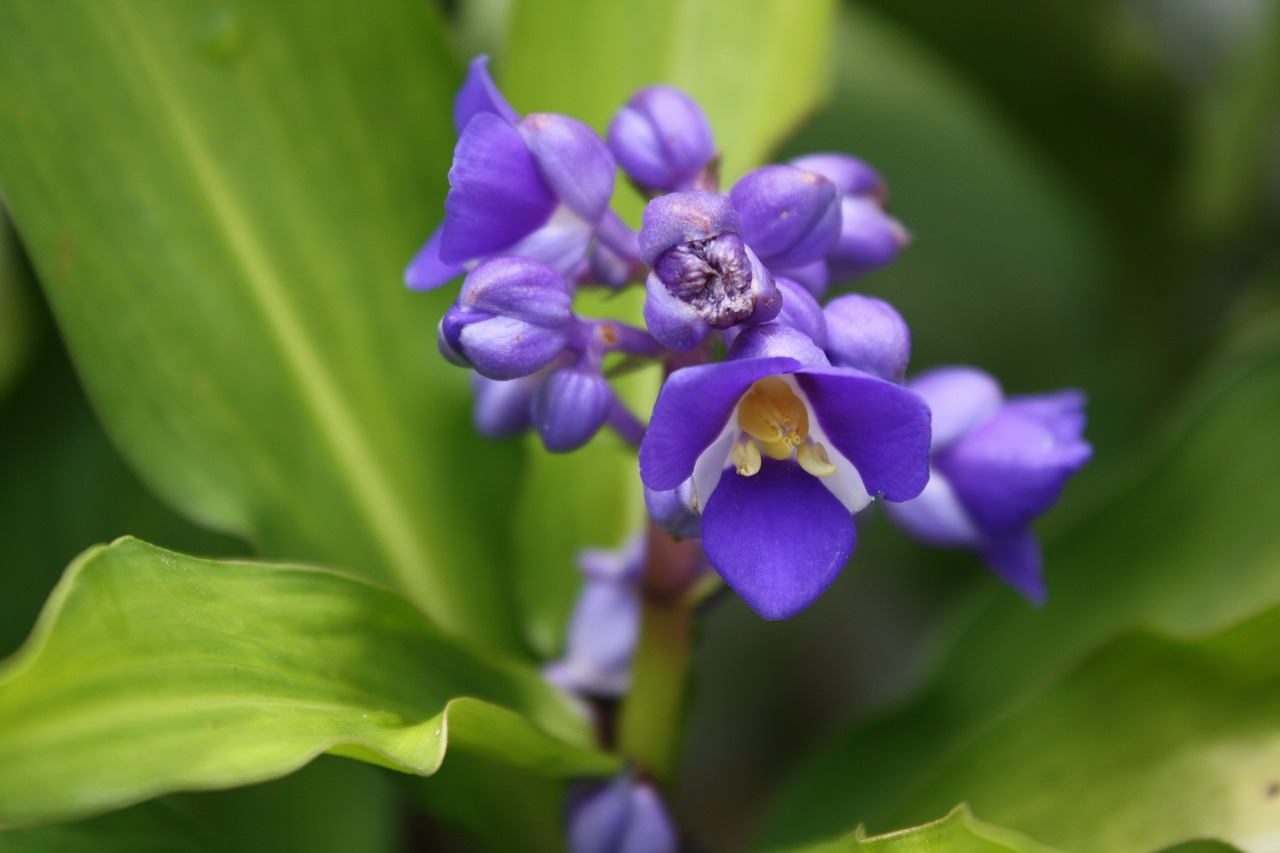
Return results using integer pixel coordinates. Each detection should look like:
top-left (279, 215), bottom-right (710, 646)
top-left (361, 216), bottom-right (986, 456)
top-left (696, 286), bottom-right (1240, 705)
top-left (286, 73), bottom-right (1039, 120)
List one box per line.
top-left (0, 0), bottom-right (527, 655)
top-left (761, 314), bottom-right (1280, 850)
top-left (770, 805), bottom-right (1060, 853)
top-left (0, 538), bottom-right (617, 829)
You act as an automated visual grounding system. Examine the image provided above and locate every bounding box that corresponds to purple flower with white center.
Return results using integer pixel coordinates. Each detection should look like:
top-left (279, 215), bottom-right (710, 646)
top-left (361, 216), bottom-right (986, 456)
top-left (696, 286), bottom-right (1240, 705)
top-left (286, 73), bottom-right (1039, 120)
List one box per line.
top-left (404, 57), bottom-right (625, 291)
top-left (639, 324), bottom-right (931, 619)
top-left (822, 293), bottom-right (912, 383)
top-left (543, 535), bottom-right (645, 698)
top-left (566, 772), bottom-right (678, 853)
top-left (639, 191), bottom-right (781, 351)
top-left (787, 153), bottom-right (909, 294)
top-left (885, 366), bottom-right (1092, 603)
top-left (608, 85), bottom-right (717, 193)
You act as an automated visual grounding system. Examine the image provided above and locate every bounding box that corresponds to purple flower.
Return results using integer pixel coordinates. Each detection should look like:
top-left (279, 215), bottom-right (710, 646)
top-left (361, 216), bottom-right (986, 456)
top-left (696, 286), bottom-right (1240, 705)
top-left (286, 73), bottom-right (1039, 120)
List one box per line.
top-left (566, 773), bottom-right (678, 853)
top-left (639, 324), bottom-right (931, 619)
top-left (885, 366), bottom-right (1092, 603)
top-left (639, 191), bottom-right (781, 351)
top-left (405, 57), bottom-right (619, 291)
top-left (787, 153), bottom-right (909, 295)
top-left (729, 164), bottom-right (842, 272)
top-left (543, 535), bottom-right (645, 698)
top-left (608, 85), bottom-right (716, 193)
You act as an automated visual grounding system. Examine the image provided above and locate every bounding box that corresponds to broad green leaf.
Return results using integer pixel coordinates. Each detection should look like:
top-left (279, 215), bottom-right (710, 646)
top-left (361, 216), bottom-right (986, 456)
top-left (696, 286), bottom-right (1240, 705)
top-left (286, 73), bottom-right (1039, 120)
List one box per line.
top-left (0, 759), bottom-right (397, 853)
top-left (503, 0), bottom-right (836, 182)
top-left (0, 0), bottom-right (525, 653)
top-left (761, 311), bottom-right (1280, 849)
top-left (0, 538), bottom-right (618, 829)
top-left (0, 220), bottom-right (35, 400)
top-left (770, 805), bottom-right (1059, 853)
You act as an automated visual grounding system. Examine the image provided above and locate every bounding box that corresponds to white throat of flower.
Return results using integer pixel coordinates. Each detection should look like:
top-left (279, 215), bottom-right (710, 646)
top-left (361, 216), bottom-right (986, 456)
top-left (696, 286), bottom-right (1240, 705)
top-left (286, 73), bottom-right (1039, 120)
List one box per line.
top-left (686, 374), bottom-right (872, 515)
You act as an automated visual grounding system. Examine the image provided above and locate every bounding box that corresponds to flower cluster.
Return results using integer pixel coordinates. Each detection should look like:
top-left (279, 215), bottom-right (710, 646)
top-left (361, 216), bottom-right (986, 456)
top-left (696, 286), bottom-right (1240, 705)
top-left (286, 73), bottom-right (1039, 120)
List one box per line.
top-left (407, 56), bottom-right (1089, 621)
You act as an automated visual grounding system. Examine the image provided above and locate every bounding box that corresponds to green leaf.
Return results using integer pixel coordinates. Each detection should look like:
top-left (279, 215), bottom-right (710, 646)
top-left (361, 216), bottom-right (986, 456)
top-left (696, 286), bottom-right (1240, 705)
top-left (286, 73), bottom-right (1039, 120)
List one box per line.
top-left (0, 0), bottom-right (526, 653)
top-left (769, 805), bottom-right (1060, 853)
top-left (503, 0), bottom-right (836, 184)
top-left (0, 219), bottom-right (36, 401)
top-left (761, 313), bottom-right (1280, 849)
top-left (0, 538), bottom-right (618, 829)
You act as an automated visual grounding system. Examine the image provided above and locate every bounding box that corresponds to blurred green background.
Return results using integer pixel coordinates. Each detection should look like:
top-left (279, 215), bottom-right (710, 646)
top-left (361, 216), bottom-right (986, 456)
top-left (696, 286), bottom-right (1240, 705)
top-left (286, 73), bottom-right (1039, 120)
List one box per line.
top-left (2, 0), bottom-right (1279, 850)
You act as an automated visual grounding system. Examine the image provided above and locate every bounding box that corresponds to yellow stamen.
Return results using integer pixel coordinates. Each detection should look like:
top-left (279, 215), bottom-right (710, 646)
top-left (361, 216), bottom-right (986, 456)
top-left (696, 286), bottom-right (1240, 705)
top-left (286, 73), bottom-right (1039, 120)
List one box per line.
top-left (731, 438), bottom-right (762, 476)
top-left (798, 441), bottom-right (837, 478)
top-left (737, 376), bottom-right (809, 450)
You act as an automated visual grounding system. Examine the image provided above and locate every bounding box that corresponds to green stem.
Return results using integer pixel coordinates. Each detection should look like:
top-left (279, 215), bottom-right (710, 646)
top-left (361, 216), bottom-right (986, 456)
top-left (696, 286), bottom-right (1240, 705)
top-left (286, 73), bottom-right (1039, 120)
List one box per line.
top-left (617, 524), bottom-right (700, 783)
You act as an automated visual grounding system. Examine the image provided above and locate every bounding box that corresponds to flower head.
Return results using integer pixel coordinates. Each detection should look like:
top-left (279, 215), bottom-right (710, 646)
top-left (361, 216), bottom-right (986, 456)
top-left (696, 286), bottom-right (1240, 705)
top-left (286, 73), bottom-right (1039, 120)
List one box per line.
top-left (886, 366), bottom-right (1092, 602)
top-left (640, 324), bottom-right (931, 618)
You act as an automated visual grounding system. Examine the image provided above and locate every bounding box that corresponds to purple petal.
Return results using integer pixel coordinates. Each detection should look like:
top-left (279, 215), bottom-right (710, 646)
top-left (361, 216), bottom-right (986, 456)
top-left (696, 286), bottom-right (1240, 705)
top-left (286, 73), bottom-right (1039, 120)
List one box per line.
top-left (796, 368), bottom-right (932, 502)
top-left (728, 322), bottom-right (829, 367)
top-left (774, 278), bottom-right (828, 349)
top-left (519, 113), bottom-right (615, 223)
top-left (644, 483), bottom-right (703, 539)
top-left (639, 356), bottom-right (800, 490)
top-left (457, 256), bottom-right (571, 327)
top-left (908, 366), bottom-right (1004, 451)
top-left (938, 405), bottom-right (1092, 535)
top-left (566, 776), bottom-right (678, 853)
top-left (503, 212), bottom-right (596, 280)
top-left (453, 55), bottom-right (520, 132)
top-left (775, 259), bottom-right (830, 299)
top-left (638, 191), bottom-right (740, 267)
top-left (441, 113), bottom-right (556, 262)
top-left (827, 196), bottom-right (908, 282)
top-left (543, 580), bottom-right (640, 697)
top-left (458, 315), bottom-right (568, 380)
top-left (980, 529), bottom-right (1046, 604)
top-left (642, 270), bottom-right (712, 351)
top-left (883, 467), bottom-right (984, 547)
top-left (472, 373), bottom-right (538, 438)
top-left (822, 293), bottom-right (911, 382)
top-left (789, 153), bottom-right (886, 199)
top-left (533, 366), bottom-right (613, 452)
top-left (405, 225), bottom-right (466, 291)
top-left (1003, 390), bottom-right (1088, 445)
top-left (702, 458), bottom-right (854, 619)
top-left (608, 85), bottom-right (715, 191)
top-left (730, 165), bottom-right (841, 269)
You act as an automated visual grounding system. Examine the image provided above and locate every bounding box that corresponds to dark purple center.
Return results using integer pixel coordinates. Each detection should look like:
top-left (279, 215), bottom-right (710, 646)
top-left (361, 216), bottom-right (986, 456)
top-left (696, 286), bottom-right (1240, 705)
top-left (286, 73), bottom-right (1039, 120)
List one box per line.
top-left (654, 232), bottom-right (755, 328)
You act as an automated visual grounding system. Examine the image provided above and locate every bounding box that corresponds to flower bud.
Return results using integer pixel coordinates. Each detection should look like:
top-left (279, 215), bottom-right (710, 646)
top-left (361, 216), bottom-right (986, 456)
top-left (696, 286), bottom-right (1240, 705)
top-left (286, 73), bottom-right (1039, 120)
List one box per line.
top-left (471, 373), bottom-right (539, 438)
top-left (608, 85), bottom-right (715, 192)
top-left (773, 278), bottom-right (828, 349)
top-left (532, 365), bottom-right (613, 452)
top-left (729, 165), bottom-right (841, 270)
top-left (822, 293), bottom-right (911, 382)
top-left (789, 153), bottom-right (885, 201)
top-left (438, 257), bottom-right (572, 380)
top-left (827, 196), bottom-right (909, 282)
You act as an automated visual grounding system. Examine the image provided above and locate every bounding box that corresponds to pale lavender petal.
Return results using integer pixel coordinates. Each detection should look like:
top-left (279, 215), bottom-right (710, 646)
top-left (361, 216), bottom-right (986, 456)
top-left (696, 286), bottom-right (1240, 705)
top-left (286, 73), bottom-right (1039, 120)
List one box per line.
top-left (823, 293), bottom-right (911, 382)
top-left (1003, 390), bottom-right (1087, 445)
top-left (639, 356), bottom-right (800, 490)
top-left (472, 373), bottom-right (537, 438)
top-left (453, 55), bottom-right (519, 132)
top-left (543, 581), bottom-right (640, 697)
top-left (441, 112), bottom-right (556, 262)
top-left (702, 458), bottom-right (854, 620)
top-left (519, 113), bottom-right (615, 223)
top-left (909, 366), bottom-right (1004, 451)
top-left (883, 467), bottom-right (984, 548)
top-left (796, 368), bottom-right (931, 502)
top-left (644, 482), bottom-right (702, 539)
top-left (730, 164), bottom-right (841, 270)
top-left (457, 256), bottom-right (571, 326)
top-left (774, 277), bottom-right (828, 349)
top-left (980, 529), bottom-right (1046, 604)
top-left (789, 152), bottom-right (885, 199)
top-left (608, 85), bottom-right (715, 191)
top-left (638, 190), bottom-right (739, 266)
top-left (501, 211), bottom-right (595, 280)
top-left (533, 366), bottom-right (613, 452)
top-left (404, 225), bottom-right (466, 291)
top-left (566, 776), bottom-right (678, 853)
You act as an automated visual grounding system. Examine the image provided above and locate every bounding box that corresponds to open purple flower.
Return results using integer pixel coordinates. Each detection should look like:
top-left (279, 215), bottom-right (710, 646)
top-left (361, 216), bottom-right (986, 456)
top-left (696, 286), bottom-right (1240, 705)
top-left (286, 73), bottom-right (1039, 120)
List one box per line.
top-left (639, 324), bottom-right (931, 619)
top-left (405, 57), bottom-right (621, 291)
top-left (885, 366), bottom-right (1092, 603)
